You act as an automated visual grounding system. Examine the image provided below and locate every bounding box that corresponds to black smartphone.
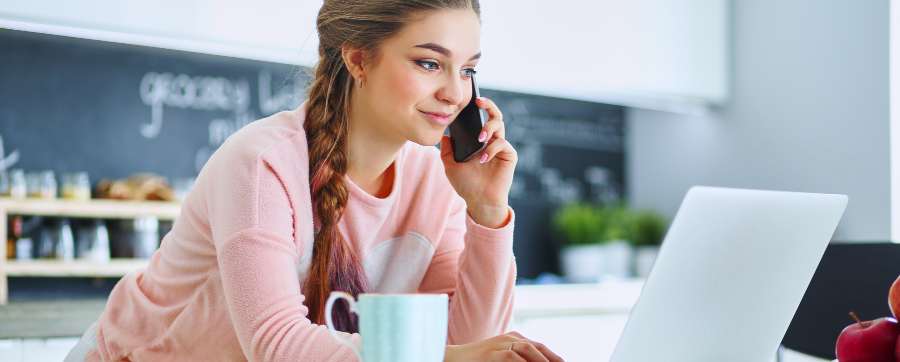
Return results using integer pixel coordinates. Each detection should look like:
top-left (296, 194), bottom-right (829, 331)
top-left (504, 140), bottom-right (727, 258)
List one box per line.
top-left (448, 74), bottom-right (487, 162)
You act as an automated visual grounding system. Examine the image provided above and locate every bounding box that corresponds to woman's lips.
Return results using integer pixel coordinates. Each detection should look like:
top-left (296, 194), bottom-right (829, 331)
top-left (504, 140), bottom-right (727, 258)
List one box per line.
top-left (420, 110), bottom-right (452, 126)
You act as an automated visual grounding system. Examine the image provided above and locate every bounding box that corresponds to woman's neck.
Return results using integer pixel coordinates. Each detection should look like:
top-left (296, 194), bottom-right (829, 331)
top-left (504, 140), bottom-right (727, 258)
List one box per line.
top-left (346, 97), bottom-right (405, 198)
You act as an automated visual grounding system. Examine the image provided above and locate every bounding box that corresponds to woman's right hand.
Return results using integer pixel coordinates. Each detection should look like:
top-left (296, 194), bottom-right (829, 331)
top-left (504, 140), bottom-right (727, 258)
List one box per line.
top-left (444, 331), bottom-right (564, 362)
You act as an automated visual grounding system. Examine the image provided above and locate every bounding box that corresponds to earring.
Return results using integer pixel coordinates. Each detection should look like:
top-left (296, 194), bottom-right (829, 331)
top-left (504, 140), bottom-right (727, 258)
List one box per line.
top-left (358, 77), bottom-right (366, 89)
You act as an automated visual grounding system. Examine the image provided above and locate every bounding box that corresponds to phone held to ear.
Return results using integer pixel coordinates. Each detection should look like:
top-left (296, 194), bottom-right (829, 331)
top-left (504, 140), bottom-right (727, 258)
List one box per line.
top-left (448, 74), bottom-right (487, 163)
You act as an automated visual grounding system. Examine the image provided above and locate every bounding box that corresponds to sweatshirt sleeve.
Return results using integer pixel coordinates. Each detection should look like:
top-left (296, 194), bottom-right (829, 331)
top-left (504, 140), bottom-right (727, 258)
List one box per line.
top-left (212, 159), bottom-right (361, 362)
top-left (417, 194), bottom-right (517, 344)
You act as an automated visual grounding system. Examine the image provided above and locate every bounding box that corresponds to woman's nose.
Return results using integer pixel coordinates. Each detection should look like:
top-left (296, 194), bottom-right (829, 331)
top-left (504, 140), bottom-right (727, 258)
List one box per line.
top-left (436, 74), bottom-right (467, 106)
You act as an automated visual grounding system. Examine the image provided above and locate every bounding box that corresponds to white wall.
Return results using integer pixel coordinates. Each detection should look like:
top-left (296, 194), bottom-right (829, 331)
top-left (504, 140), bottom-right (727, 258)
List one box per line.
top-left (627, 0), bottom-right (890, 241)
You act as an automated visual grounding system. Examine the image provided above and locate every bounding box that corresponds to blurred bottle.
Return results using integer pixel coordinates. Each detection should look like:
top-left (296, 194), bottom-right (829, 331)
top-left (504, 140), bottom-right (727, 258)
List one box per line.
top-left (77, 220), bottom-right (110, 262)
top-left (56, 219), bottom-right (75, 260)
top-left (92, 220), bottom-right (111, 263)
top-left (16, 237), bottom-right (32, 260)
top-left (18, 216), bottom-right (41, 260)
top-left (133, 217), bottom-right (159, 258)
top-left (42, 170), bottom-right (58, 199)
top-left (35, 219), bottom-right (55, 259)
top-left (6, 215), bottom-right (22, 259)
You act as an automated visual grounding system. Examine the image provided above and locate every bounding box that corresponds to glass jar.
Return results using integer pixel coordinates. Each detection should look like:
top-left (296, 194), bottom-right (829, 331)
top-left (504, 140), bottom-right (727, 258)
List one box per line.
top-left (27, 171), bottom-right (57, 199)
top-left (8, 169), bottom-right (26, 199)
top-left (62, 172), bottom-right (91, 200)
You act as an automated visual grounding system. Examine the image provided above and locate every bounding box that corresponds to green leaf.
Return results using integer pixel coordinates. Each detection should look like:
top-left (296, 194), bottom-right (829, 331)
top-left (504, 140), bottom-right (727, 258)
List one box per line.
top-left (629, 210), bottom-right (669, 247)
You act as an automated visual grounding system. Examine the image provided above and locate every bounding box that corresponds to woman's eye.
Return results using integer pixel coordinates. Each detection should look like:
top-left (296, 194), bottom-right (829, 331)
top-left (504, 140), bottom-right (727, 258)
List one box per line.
top-left (416, 60), bottom-right (440, 71)
top-left (415, 60), bottom-right (477, 78)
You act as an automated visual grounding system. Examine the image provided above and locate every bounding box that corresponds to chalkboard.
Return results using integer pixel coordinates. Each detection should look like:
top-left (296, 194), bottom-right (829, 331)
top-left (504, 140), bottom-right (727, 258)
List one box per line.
top-left (0, 29), bottom-right (625, 278)
top-left (0, 29), bottom-right (303, 180)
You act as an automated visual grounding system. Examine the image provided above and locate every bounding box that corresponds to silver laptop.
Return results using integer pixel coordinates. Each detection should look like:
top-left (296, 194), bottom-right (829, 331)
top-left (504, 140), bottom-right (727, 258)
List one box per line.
top-left (610, 186), bottom-right (847, 362)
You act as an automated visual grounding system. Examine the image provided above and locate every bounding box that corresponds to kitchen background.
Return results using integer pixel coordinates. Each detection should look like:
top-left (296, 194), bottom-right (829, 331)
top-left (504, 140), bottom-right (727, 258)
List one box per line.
top-left (1, 0), bottom-right (899, 361)
top-left (0, 28), bottom-right (627, 279)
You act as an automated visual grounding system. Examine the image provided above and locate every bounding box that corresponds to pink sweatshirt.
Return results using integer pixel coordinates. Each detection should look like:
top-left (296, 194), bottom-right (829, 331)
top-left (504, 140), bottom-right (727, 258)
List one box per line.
top-left (87, 100), bottom-right (517, 361)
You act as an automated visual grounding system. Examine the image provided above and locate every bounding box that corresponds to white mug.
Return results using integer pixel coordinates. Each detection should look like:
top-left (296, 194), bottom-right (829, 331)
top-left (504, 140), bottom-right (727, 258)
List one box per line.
top-left (325, 292), bottom-right (449, 362)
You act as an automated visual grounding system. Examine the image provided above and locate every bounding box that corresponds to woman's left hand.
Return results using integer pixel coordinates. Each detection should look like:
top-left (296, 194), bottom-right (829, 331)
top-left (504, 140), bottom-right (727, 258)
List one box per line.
top-left (440, 96), bottom-right (517, 228)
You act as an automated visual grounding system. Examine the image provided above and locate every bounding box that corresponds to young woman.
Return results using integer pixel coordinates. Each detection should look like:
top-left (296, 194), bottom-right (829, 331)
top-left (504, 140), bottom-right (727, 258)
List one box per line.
top-left (66, 0), bottom-right (563, 361)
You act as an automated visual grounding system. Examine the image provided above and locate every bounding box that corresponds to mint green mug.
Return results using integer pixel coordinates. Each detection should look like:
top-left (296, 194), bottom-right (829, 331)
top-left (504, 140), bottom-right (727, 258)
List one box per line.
top-left (325, 292), bottom-right (449, 362)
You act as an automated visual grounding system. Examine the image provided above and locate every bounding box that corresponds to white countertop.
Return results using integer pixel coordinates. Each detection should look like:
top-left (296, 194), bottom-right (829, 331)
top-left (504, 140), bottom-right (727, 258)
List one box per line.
top-left (513, 279), bottom-right (644, 319)
top-left (510, 280), bottom-right (834, 362)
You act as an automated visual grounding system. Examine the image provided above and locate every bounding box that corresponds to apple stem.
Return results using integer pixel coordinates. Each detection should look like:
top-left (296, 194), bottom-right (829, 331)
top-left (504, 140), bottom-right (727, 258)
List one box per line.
top-left (849, 311), bottom-right (862, 326)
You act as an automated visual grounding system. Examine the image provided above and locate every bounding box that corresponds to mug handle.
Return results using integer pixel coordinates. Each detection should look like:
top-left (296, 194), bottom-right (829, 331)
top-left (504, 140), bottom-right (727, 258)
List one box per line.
top-left (325, 291), bottom-right (363, 361)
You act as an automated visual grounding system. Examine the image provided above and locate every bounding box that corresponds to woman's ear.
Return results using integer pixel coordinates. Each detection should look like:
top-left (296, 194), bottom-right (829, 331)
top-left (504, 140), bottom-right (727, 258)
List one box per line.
top-left (341, 45), bottom-right (368, 85)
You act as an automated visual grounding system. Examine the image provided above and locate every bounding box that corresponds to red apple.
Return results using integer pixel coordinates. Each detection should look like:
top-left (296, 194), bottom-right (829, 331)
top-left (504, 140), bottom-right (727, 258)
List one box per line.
top-left (896, 334), bottom-right (900, 362)
top-left (890, 276), bottom-right (900, 319)
top-left (835, 312), bottom-right (899, 362)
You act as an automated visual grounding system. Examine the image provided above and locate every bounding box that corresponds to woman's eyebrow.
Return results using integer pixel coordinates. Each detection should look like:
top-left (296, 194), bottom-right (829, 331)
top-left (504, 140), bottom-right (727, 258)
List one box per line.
top-left (413, 42), bottom-right (481, 61)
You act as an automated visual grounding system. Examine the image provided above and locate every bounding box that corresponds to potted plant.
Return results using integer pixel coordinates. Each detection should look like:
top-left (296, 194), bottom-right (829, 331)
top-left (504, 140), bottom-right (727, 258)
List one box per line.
top-left (628, 210), bottom-right (668, 278)
top-left (553, 202), bottom-right (606, 283)
top-left (597, 205), bottom-right (634, 279)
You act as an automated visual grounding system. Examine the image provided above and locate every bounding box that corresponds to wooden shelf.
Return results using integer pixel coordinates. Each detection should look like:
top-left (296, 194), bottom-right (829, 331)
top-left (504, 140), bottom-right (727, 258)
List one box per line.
top-left (0, 198), bottom-right (181, 220)
top-left (0, 198), bottom-right (178, 304)
top-left (3, 259), bottom-right (148, 277)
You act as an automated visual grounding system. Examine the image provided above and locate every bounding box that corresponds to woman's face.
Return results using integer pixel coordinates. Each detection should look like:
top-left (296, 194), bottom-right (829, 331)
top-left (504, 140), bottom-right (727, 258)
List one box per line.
top-left (354, 8), bottom-right (481, 147)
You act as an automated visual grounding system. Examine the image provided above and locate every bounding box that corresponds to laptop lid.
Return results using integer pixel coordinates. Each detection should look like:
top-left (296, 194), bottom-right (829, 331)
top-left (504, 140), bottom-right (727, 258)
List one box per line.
top-left (610, 186), bottom-right (847, 362)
